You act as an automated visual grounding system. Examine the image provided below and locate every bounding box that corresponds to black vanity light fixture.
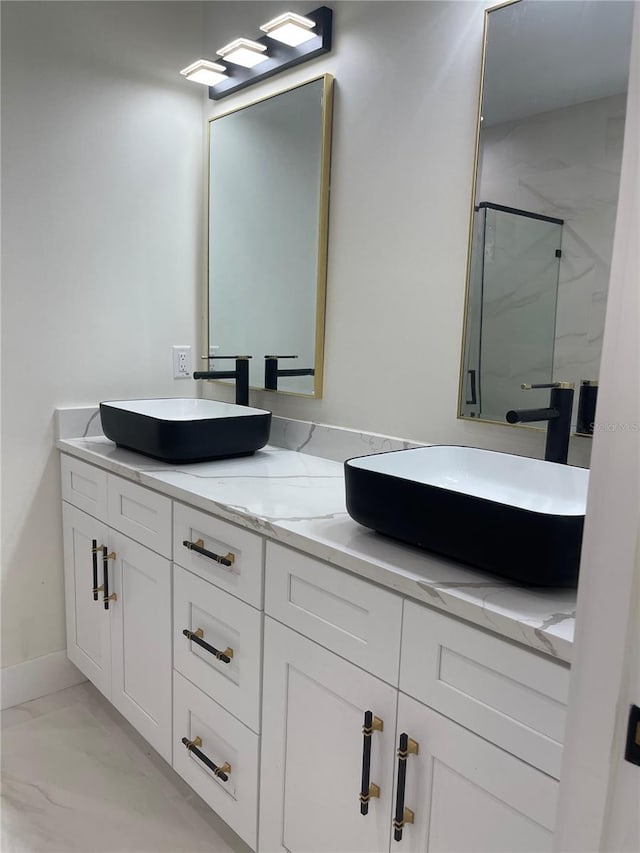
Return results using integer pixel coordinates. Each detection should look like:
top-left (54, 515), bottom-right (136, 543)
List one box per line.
top-left (179, 7), bottom-right (332, 101)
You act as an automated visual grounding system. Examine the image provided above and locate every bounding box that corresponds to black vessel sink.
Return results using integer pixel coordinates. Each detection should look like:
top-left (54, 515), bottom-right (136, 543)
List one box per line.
top-left (100, 398), bottom-right (271, 463)
top-left (345, 446), bottom-right (588, 587)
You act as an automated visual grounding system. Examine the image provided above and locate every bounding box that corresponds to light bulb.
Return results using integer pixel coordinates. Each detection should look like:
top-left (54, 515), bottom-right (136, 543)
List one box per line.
top-left (260, 12), bottom-right (316, 47)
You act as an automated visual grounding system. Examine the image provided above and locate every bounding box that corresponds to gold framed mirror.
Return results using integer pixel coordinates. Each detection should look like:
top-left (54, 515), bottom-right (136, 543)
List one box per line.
top-left (207, 74), bottom-right (333, 398)
top-left (458, 0), bottom-right (633, 429)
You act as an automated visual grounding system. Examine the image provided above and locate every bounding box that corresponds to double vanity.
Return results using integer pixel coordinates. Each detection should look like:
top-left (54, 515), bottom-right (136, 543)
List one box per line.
top-left (57, 403), bottom-right (579, 853)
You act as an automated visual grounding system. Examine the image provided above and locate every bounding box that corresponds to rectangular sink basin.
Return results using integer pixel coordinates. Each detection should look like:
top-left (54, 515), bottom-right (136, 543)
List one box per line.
top-left (100, 398), bottom-right (271, 463)
top-left (345, 446), bottom-right (589, 586)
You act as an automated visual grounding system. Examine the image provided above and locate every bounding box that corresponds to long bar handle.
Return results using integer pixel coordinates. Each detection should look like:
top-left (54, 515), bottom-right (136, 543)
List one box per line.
top-left (393, 733), bottom-right (419, 842)
top-left (521, 382), bottom-right (574, 390)
top-left (182, 628), bottom-right (234, 664)
top-left (200, 355), bottom-right (252, 360)
top-left (181, 737), bottom-right (231, 781)
top-left (91, 540), bottom-right (100, 601)
top-left (466, 369), bottom-right (477, 406)
top-left (102, 546), bottom-right (117, 610)
top-left (360, 711), bottom-right (383, 816)
top-left (183, 539), bottom-right (235, 567)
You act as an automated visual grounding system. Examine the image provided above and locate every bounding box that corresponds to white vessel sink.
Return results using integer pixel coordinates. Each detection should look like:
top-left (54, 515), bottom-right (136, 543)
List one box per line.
top-left (100, 398), bottom-right (271, 463)
top-left (345, 446), bottom-right (589, 586)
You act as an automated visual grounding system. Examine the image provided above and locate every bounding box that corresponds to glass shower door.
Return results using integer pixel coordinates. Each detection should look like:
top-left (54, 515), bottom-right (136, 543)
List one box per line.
top-left (474, 204), bottom-right (562, 422)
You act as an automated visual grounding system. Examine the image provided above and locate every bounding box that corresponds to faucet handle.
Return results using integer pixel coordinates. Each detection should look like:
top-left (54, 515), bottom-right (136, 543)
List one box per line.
top-left (521, 382), bottom-right (574, 390)
top-left (200, 355), bottom-right (252, 360)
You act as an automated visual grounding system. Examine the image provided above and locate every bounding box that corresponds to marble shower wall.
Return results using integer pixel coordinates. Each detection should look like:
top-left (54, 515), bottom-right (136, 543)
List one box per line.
top-left (478, 93), bottom-right (626, 412)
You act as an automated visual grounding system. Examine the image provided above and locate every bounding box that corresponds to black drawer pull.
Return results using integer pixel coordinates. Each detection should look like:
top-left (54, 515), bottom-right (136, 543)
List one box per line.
top-left (182, 736), bottom-right (231, 781)
top-left (360, 710), bottom-right (383, 815)
top-left (183, 628), bottom-right (234, 664)
top-left (91, 540), bottom-right (100, 601)
top-left (183, 538), bottom-right (235, 567)
top-left (393, 733), bottom-right (419, 841)
top-left (102, 547), bottom-right (117, 610)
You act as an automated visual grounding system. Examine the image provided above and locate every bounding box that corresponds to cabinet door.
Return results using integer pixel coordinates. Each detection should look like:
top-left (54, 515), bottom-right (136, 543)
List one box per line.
top-left (109, 530), bottom-right (172, 762)
top-left (62, 502), bottom-right (111, 698)
top-left (259, 617), bottom-right (397, 853)
top-left (392, 693), bottom-right (558, 853)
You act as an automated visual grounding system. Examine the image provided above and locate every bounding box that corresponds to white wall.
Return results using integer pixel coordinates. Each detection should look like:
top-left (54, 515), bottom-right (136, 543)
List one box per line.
top-left (202, 1), bottom-right (592, 467)
top-left (1, 1), bottom-right (205, 669)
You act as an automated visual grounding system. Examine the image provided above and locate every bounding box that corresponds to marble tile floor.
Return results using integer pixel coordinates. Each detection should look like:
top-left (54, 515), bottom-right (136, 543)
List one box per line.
top-left (1, 682), bottom-right (250, 853)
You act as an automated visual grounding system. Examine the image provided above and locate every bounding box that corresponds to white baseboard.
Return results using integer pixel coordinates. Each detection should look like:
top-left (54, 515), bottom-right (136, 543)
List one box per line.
top-left (1, 650), bottom-right (87, 710)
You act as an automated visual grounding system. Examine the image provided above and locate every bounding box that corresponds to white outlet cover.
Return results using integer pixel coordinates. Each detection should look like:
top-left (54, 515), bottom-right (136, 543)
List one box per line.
top-left (172, 345), bottom-right (192, 379)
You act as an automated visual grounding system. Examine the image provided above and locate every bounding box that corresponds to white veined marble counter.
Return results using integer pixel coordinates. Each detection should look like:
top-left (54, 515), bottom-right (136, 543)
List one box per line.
top-left (57, 436), bottom-right (576, 663)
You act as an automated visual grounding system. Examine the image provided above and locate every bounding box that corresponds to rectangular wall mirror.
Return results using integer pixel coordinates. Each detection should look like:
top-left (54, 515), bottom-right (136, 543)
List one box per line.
top-left (459, 0), bottom-right (634, 428)
top-left (207, 74), bottom-right (333, 398)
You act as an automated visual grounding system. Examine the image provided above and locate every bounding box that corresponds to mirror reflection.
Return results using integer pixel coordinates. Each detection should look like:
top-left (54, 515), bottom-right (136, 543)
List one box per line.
top-left (208, 75), bottom-right (332, 397)
top-left (459, 0), bottom-right (634, 427)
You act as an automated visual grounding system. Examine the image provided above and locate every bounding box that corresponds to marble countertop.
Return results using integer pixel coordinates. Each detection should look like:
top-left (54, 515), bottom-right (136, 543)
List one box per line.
top-left (57, 436), bottom-right (576, 663)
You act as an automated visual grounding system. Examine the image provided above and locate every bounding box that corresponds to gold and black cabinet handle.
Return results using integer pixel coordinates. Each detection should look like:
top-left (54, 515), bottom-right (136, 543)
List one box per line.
top-left (182, 628), bottom-right (234, 664)
top-left (102, 546), bottom-right (117, 610)
top-left (182, 736), bottom-right (231, 782)
top-left (360, 710), bottom-right (383, 815)
top-left (393, 733), bottom-right (419, 841)
top-left (91, 540), bottom-right (102, 600)
top-left (183, 538), bottom-right (235, 567)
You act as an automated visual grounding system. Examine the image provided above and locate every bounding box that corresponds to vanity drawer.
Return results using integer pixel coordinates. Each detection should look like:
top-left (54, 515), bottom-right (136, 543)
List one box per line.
top-left (400, 601), bottom-right (570, 779)
top-left (61, 455), bottom-right (107, 519)
top-left (173, 671), bottom-right (259, 850)
top-left (173, 503), bottom-right (264, 609)
top-left (265, 542), bottom-right (403, 685)
top-left (107, 475), bottom-right (172, 557)
top-left (174, 566), bottom-right (262, 733)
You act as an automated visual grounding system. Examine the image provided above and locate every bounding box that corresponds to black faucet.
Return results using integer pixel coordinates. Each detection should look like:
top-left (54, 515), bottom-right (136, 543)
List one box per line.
top-left (264, 355), bottom-right (315, 391)
top-left (506, 382), bottom-right (575, 464)
top-left (193, 356), bottom-right (251, 406)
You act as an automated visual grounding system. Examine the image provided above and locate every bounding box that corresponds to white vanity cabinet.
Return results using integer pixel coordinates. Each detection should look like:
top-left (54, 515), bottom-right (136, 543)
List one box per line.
top-left (260, 619), bottom-right (558, 853)
top-left (259, 543), bottom-right (568, 853)
top-left (61, 455), bottom-right (172, 762)
top-left (60, 449), bottom-right (571, 853)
